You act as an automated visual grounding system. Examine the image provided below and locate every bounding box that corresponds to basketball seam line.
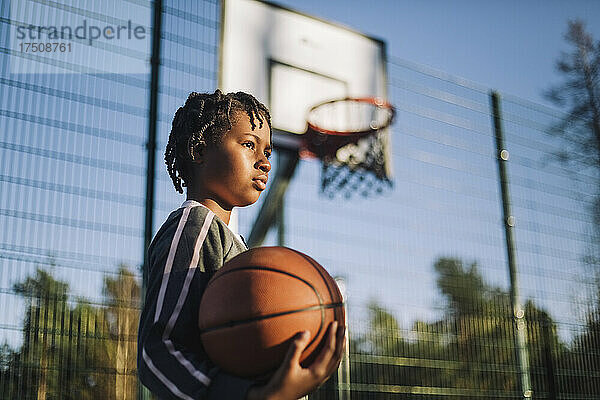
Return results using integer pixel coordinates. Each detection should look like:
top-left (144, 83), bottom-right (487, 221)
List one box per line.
top-left (200, 262), bottom-right (336, 348)
top-left (204, 264), bottom-right (326, 350)
top-left (199, 302), bottom-right (344, 334)
top-left (288, 250), bottom-right (344, 355)
top-left (289, 250), bottom-right (339, 304)
top-left (206, 265), bottom-right (325, 305)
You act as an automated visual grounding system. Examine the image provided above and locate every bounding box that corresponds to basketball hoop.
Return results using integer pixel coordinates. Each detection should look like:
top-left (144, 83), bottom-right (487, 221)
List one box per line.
top-left (300, 97), bottom-right (395, 198)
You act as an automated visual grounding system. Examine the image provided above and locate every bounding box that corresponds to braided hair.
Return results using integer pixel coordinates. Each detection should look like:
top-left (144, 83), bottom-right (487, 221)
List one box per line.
top-left (165, 90), bottom-right (272, 193)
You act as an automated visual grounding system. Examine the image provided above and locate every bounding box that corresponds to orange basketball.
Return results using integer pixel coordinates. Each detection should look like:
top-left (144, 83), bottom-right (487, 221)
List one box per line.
top-left (198, 246), bottom-right (345, 378)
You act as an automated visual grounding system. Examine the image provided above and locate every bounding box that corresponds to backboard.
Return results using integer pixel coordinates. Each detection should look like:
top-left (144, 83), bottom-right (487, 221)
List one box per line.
top-left (220, 0), bottom-right (391, 157)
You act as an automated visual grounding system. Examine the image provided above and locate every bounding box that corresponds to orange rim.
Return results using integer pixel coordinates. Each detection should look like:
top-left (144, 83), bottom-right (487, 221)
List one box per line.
top-left (306, 97), bottom-right (395, 136)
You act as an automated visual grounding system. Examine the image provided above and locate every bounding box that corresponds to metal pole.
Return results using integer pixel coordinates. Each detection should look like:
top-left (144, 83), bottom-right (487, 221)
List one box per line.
top-left (490, 91), bottom-right (532, 398)
top-left (248, 147), bottom-right (299, 248)
top-left (277, 151), bottom-right (285, 246)
top-left (143, 0), bottom-right (162, 298)
top-left (140, 1), bottom-right (162, 399)
top-left (335, 277), bottom-right (350, 400)
top-left (277, 198), bottom-right (285, 246)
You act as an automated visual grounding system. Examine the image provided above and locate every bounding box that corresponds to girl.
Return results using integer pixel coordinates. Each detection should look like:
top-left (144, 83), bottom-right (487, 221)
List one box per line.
top-left (138, 90), bottom-right (344, 400)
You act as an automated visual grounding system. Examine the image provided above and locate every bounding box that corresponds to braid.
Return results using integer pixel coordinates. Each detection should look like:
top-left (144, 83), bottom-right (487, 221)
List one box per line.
top-left (164, 89), bottom-right (272, 193)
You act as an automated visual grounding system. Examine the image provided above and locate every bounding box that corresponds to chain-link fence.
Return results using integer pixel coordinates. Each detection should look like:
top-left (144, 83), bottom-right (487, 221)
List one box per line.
top-left (1, 1), bottom-right (598, 399)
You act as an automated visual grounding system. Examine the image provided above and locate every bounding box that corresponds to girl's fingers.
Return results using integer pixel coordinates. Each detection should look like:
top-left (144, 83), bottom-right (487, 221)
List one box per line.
top-left (309, 321), bottom-right (338, 375)
top-left (284, 330), bottom-right (311, 367)
top-left (328, 323), bottom-right (346, 372)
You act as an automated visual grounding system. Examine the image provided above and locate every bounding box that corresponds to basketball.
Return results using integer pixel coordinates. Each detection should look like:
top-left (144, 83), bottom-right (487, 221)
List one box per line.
top-left (198, 246), bottom-right (345, 378)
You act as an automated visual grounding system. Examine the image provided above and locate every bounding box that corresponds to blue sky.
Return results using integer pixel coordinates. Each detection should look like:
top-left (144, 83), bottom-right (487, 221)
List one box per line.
top-left (274, 0), bottom-right (600, 108)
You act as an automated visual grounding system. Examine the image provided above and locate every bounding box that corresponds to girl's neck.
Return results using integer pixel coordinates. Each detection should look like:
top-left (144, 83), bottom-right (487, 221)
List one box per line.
top-left (186, 194), bottom-right (232, 225)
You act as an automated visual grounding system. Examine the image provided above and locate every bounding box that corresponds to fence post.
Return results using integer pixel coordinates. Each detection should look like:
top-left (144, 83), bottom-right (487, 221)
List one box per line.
top-left (542, 313), bottom-right (557, 399)
top-left (490, 91), bottom-right (532, 398)
top-left (143, 0), bottom-right (162, 296)
top-left (140, 0), bottom-right (163, 398)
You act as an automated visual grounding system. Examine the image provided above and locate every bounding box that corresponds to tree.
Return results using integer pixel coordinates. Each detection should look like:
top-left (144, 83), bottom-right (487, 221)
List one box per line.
top-left (10, 269), bottom-right (117, 399)
top-left (545, 19), bottom-right (600, 172)
top-left (1, 267), bottom-right (141, 400)
top-left (347, 257), bottom-right (563, 399)
top-left (545, 20), bottom-right (600, 267)
top-left (545, 21), bottom-right (600, 397)
top-left (557, 283), bottom-right (600, 396)
top-left (102, 265), bottom-right (141, 400)
top-left (13, 268), bottom-right (71, 400)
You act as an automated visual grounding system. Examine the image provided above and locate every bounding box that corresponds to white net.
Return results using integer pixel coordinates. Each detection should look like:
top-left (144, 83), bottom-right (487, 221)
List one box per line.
top-left (319, 132), bottom-right (392, 198)
top-left (304, 98), bottom-right (394, 198)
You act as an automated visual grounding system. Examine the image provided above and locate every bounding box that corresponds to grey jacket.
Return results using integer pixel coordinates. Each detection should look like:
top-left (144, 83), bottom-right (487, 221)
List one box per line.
top-left (138, 200), bottom-right (253, 399)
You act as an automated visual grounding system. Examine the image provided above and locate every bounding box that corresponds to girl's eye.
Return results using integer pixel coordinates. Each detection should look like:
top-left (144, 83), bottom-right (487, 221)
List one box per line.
top-left (264, 151), bottom-right (272, 159)
top-left (243, 141), bottom-right (255, 149)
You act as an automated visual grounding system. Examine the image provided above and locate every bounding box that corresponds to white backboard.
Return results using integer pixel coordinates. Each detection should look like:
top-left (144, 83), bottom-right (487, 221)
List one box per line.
top-left (220, 0), bottom-right (389, 150)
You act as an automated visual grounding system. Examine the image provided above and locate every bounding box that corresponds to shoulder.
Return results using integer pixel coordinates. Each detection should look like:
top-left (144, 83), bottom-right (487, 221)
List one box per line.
top-left (149, 205), bottom-right (213, 251)
top-left (150, 203), bottom-right (247, 272)
top-left (184, 205), bottom-right (246, 269)
top-left (198, 210), bottom-right (247, 262)
top-left (179, 205), bottom-right (224, 261)
top-left (148, 204), bottom-right (219, 265)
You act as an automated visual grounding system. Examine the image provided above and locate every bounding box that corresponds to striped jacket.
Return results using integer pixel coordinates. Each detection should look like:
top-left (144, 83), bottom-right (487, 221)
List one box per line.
top-left (138, 200), bottom-right (254, 399)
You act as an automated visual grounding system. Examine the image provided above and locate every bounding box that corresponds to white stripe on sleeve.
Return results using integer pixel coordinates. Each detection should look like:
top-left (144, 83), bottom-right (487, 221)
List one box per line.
top-left (145, 205), bottom-right (215, 390)
top-left (154, 206), bottom-right (192, 322)
top-left (142, 348), bottom-right (196, 400)
top-left (161, 210), bottom-right (214, 385)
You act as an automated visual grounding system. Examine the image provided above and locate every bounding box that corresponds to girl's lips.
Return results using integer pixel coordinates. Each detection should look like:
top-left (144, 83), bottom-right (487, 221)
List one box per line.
top-left (252, 179), bottom-right (266, 190)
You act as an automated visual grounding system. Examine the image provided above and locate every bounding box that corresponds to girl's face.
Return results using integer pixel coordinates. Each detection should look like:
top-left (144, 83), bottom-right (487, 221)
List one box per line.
top-left (195, 112), bottom-right (272, 209)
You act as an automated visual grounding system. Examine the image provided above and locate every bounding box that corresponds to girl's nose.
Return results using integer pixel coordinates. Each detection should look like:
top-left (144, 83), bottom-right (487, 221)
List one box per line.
top-left (256, 157), bottom-right (271, 173)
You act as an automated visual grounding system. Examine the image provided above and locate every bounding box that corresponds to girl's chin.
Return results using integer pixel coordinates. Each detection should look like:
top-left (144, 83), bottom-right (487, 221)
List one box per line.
top-left (235, 194), bottom-right (261, 208)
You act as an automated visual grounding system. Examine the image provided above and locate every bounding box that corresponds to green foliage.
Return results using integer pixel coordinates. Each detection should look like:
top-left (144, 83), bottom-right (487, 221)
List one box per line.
top-left (434, 258), bottom-right (489, 317)
top-left (0, 267), bottom-right (141, 400)
top-left (556, 291), bottom-right (600, 395)
top-left (3, 259), bottom-right (600, 399)
top-left (546, 20), bottom-right (600, 280)
top-left (102, 266), bottom-right (140, 399)
top-left (545, 20), bottom-right (600, 171)
top-left (347, 257), bottom-right (585, 399)
top-left (542, 21), bottom-right (600, 396)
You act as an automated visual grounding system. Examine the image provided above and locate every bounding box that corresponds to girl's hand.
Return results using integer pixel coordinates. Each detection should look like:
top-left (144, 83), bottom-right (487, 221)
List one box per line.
top-left (246, 321), bottom-right (346, 400)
